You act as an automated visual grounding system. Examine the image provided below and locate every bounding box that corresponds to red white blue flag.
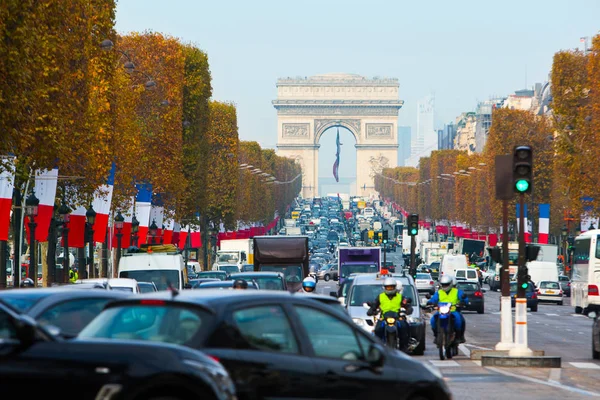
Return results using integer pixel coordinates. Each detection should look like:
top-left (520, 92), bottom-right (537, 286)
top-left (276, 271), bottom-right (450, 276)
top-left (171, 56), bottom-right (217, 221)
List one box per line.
top-left (332, 128), bottom-right (340, 182)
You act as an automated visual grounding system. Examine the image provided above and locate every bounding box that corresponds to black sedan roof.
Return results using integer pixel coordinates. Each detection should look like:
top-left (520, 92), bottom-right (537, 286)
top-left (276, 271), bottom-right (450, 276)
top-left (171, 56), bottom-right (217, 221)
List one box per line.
top-left (227, 272), bottom-right (284, 279)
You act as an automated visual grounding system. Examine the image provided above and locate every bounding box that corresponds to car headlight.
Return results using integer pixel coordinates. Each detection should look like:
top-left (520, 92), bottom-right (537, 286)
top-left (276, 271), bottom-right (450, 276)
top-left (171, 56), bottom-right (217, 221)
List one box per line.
top-left (407, 316), bottom-right (419, 324)
top-left (352, 318), bottom-right (366, 326)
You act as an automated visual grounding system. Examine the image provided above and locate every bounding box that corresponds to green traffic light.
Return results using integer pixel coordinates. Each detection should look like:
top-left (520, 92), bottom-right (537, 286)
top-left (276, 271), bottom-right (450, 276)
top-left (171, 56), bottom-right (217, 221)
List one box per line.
top-left (410, 228), bottom-right (418, 235)
top-left (521, 282), bottom-right (528, 289)
top-left (515, 179), bottom-right (529, 192)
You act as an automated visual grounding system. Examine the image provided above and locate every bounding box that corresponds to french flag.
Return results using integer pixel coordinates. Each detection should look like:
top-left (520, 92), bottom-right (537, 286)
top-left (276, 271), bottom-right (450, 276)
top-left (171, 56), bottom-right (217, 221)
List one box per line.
top-left (69, 206), bottom-right (87, 248)
top-left (163, 219), bottom-right (174, 245)
top-left (91, 163), bottom-right (115, 243)
top-left (26, 168), bottom-right (58, 242)
top-left (0, 157), bottom-right (15, 241)
top-left (112, 198), bottom-right (134, 249)
top-left (538, 204), bottom-right (550, 244)
top-left (178, 224), bottom-right (189, 250)
top-left (171, 222), bottom-right (181, 246)
top-left (190, 225), bottom-right (202, 248)
top-left (135, 183), bottom-right (152, 245)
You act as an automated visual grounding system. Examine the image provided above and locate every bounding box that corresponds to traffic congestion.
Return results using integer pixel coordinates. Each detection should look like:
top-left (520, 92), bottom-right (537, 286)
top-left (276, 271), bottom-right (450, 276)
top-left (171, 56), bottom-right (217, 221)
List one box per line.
top-left (2, 195), bottom-right (595, 399)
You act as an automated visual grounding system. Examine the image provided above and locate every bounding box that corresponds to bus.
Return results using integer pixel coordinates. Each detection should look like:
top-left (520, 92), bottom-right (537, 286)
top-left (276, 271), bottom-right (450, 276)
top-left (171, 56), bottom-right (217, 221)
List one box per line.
top-left (571, 229), bottom-right (600, 314)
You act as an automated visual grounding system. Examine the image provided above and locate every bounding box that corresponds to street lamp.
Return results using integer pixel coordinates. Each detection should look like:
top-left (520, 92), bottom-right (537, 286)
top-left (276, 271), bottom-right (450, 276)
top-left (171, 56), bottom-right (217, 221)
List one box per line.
top-left (86, 205), bottom-right (96, 279)
top-left (148, 219), bottom-right (159, 245)
top-left (114, 211), bottom-right (125, 269)
top-left (131, 214), bottom-right (140, 247)
top-left (25, 191), bottom-right (39, 284)
top-left (58, 200), bottom-right (71, 283)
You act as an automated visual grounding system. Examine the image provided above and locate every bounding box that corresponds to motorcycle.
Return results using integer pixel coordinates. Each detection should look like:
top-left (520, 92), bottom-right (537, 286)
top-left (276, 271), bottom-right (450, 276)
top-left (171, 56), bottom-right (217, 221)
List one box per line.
top-left (363, 303), bottom-right (416, 353)
top-left (435, 302), bottom-right (459, 360)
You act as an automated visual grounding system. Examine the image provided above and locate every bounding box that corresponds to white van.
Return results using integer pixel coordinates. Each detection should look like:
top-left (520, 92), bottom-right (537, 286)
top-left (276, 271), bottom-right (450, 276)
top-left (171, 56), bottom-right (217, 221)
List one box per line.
top-left (455, 268), bottom-right (478, 282)
top-left (440, 254), bottom-right (469, 278)
top-left (363, 207), bottom-right (375, 218)
top-left (118, 247), bottom-right (188, 291)
top-left (527, 261), bottom-right (559, 287)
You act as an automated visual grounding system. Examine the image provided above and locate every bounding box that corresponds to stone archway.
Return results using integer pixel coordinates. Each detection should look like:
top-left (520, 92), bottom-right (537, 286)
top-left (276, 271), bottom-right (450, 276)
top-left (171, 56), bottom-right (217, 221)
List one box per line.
top-left (274, 73), bottom-right (403, 198)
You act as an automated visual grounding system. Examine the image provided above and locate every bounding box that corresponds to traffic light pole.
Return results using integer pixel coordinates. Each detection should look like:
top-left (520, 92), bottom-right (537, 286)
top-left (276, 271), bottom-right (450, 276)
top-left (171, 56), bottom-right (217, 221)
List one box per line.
top-left (383, 243), bottom-right (387, 271)
top-left (410, 235), bottom-right (416, 276)
top-left (496, 199), bottom-right (514, 350)
top-left (510, 193), bottom-right (533, 356)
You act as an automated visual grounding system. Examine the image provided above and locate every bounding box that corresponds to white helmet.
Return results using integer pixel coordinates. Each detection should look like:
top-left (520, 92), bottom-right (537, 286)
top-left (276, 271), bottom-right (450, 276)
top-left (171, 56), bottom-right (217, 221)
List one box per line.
top-left (439, 274), bottom-right (454, 292)
top-left (396, 280), bottom-right (403, 292)
top-left (383, 277), bottom-right (398, 296)
top-left (302, 276), bottom-right (317, 292)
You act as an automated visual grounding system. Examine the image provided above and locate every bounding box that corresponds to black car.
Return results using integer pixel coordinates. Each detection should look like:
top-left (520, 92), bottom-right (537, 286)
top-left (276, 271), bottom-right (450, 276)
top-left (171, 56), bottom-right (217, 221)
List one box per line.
top-left (79, 290), bottom-right (452, 400)
top-left (559, 275), bottom-right (571, 297)
top-left (0, 301), bottom-right (236, 400)
top-left (0, 287), bottom-right (132, 338)
top-left (227, 272), bottom-right (287, 291)
top-left (197, 271), bottom-right (229, 280)
top-left (456, 281), bottom-right (485, 314)
top-left (195, 280), bottom-right (259, 290)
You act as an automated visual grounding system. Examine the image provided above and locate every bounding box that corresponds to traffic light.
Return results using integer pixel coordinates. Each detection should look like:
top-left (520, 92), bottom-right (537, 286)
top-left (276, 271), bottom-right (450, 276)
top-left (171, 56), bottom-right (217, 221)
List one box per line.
top-left (368, 230), bottom-right (374, 239)
top-left (382, 230), bottom-right (388, 244)
top-left (517, 267), bottom-right (530, 290)
top-left (488, 247), bottom-right (502, 264)
top-left (513, 146), bottom-right (533, 193)
top-left (373, 232), bottom-right (379, 244)
top-left (408, 214), bottom-right (419, 236)
top-left (525, 245), bottom-right (541, 262)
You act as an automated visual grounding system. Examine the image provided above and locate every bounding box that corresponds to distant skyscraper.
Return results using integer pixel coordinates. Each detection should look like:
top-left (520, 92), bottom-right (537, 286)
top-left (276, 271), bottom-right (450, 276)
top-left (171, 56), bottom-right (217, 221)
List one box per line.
top-left (438, 124), bottom-right (456, 150)
top-left (397, 126), bottom-right (411, 166)
top-left (406, 94), bottom-right (436, 167)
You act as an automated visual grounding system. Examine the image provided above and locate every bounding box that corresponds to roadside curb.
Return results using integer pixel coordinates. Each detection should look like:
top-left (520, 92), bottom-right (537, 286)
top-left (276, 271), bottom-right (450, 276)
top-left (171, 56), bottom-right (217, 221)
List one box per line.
top-left (481, 354), bottom-right (561, 368)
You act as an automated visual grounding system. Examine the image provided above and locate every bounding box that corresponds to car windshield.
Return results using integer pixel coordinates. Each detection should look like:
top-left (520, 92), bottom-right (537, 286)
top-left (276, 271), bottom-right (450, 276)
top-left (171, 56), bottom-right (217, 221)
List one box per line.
top-left (416, 274), bottom-right (431, 280)
top-left (37, 297), bottom-right (116, 337)
top-left (259, 265), bottom-right (303, 284)
top-left (217, 253), bottom-right (239, 263)
top-left (198, 272), bottom-right (227, 280)
top-left (236, 276), bottom-right (284, 291)
top-left (340, 264), bottom-right (378, 278)
top-left (119, 270), bottom-right (179, 291)
top-left (138, 284), bottom-right (156, 293)
top-left (111, 286), bottom-right (134, 292)
top-left (457, 282), bottom-right (479, 291)
top-left (218, 265), bottom-right (239, 274)
top-left (79, 304), bottom-right (212, 345)
top-left (349, 284), bottom-right (415, 307)
top-left (0, 291), bottom-right (52, 313)
top-left (540, 282), bottom-right (560, 289)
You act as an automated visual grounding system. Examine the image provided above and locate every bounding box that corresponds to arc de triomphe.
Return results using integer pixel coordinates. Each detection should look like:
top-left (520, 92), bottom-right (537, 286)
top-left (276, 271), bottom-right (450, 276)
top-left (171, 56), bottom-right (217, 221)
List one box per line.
top-left (274, 73), bottom-right (404, 198)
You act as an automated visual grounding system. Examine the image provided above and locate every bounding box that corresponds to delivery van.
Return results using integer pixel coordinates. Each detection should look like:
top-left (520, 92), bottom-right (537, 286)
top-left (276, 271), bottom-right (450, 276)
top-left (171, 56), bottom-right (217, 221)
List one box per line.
top-left (440, 254), bottom-right (469, 278)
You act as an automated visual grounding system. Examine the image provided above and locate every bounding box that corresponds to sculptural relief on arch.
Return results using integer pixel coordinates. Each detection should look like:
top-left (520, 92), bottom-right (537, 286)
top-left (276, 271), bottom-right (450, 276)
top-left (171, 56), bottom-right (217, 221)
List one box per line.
top-left (274, 73), bottom-right (404, 198)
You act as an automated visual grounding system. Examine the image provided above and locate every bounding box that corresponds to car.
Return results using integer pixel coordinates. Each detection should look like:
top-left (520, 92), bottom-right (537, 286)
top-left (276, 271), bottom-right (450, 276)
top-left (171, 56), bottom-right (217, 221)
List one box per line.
top-left (428, 262), bottom-right (440, 280)
top-left (505, 281), bottom-right (538, 312)
top-left (78, 290), bottom-right (451, 400)
top-left (138, 281), bottom-right (158, 293)
top-left (79, 278), bottom-right (141, 293)
top-left (0, 287), bottom-right (133, 338)
top-left (227, 271), bottom-right (287, 291)
top-left (190, 278), bottom-right (221, 288)
top-left (0, 301), bottom-right (237, 399)
top-left (589, 311), bottom-right (600, 359)
top-left (414, 273), bottom-right (435, 295)
top-left (559, 275), bottom-right (571, 297)
top-left (241, 263), bottom-right (254, 272)
top-left (215, 264), bottom-right (240, 274)
top-left (196, 271), bottom-right (229, 281)
top-left (345, 272), bottom-right (426, 355)
top-left (334, 273), bottom-right (357, 306)
top-left (456, 280), bottom-right (485, 314)
top-left (195, 280), bottom-right (259, 290)
top-left (537, 280), bottom-right (564, 305)
top-left (316, 263), bottom-right (339, 282)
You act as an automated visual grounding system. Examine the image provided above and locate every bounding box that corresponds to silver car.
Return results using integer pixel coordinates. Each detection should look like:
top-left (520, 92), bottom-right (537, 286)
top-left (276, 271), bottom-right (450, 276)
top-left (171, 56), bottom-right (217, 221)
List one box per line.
top-left (414, 273), bottom-right (435, 294)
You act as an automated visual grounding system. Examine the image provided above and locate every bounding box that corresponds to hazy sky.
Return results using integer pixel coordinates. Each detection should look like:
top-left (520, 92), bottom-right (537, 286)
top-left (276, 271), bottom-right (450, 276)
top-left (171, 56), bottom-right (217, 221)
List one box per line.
top-left (115, 0), bottom-right (599, 181)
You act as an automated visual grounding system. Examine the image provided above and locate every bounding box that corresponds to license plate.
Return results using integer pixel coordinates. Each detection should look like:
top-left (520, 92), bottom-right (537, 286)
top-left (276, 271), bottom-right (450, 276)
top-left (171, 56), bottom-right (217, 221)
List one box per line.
top-left (546, 290), bottom-right (555, 294)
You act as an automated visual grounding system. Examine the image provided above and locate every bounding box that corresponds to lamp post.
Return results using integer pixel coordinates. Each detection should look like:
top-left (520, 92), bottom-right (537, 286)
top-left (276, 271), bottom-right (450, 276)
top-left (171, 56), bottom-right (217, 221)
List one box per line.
top-left (148, 220), bottom-right (158, 245)
top-left (25, 191), bottom-right (39, 284)
top-left (114, 211), bottom-right (125, 270)
top-left (86, 205), bottom-right (96, 279)
top-left (131, 215), bottom-right (140, 247)
top-left (58, 200), bottom-right (71, 284)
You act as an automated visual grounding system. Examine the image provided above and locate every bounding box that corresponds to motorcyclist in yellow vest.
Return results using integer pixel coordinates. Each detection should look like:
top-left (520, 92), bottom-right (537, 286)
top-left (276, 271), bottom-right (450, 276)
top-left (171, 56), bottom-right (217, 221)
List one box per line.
top-left (69, 267), bottom-right (79, 284)
top-left (427, 274), bottom-right (468, 344)
top-left (367, 277), bottom-right (412, 351)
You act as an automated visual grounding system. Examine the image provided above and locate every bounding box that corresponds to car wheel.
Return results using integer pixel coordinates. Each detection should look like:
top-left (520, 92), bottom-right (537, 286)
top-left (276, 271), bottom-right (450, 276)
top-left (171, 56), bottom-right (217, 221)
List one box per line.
top-left (594, 331), bottom-right (600, 360)
top-left (324, 274), bottom-right (330, 281)
top-left (477, 306), bottom-right (484, 314)
top-left (576, 306), bottom-right (583, 314)
top-left (530, 306), bottom-right (538, 312)
top-left (558, 301), bottom-right (563, 306)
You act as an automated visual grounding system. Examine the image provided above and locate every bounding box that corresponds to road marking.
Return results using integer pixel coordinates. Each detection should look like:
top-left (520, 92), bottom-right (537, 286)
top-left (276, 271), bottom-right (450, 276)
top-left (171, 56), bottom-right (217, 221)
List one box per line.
top-left (579, 332), bottom-right (585, 334)
top-left (492, 312), bottom-right (501, 315)
top-left (546, 313), bottom-right (559, 316)
top-left (572, 314), bottom-right (587, 317)
top-left (458, 344), bottom-right (470, 358)
top-left (471, 360), bottom-right (482, 366)
top-left (570, 362), bottom-right (600, 370)
top-left (464, 343), bottom-right (492, 350)
top-left (487, 367), bottom-right (600, 397)
top-left (567, 329), bottom-right (572, 332)
top-left (429, 360), bottom-right (460, 367)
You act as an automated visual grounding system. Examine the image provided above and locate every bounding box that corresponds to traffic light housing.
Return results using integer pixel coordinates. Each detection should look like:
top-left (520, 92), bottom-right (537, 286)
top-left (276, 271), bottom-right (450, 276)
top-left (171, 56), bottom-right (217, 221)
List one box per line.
top-left (517, 267), bottom-right (530, 290)
top-left (382, 230), bottom-right (388, 244)
top-left (408, 214), bottom-right (419, 236)
top-left (525, 245), bottom-right (541, 262)
top-left (488, 247), bottom-right (502, 264)
top-left (513, 146), bottom-right (533, 194)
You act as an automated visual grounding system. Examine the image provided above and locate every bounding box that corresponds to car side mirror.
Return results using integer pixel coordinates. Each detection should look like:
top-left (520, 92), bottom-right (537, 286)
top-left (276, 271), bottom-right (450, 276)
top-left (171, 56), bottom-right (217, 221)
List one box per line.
top-left (362, 302), bottom-right (370, 310)
top-left (366, 343), bottom-right (385, 368)
top-left (589, 311), bottom-right (597, 319)
top-left (184, 283), bottom-right (192, 290)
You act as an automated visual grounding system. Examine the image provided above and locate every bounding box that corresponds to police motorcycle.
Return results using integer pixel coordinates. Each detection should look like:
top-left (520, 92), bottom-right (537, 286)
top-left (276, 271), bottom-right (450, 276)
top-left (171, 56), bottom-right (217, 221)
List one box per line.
top-left (363, 299), bottom-right (415, 352)
top-left (426, 297), bottom-right (465, 360)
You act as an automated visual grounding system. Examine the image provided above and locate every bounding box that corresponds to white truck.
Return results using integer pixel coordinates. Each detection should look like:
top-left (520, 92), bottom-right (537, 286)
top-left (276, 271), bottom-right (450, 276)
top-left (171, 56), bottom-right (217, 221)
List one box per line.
top-left (213, 238), bottom-right (254, 270)
top-left (420, 242), bottom-right (450, 265)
